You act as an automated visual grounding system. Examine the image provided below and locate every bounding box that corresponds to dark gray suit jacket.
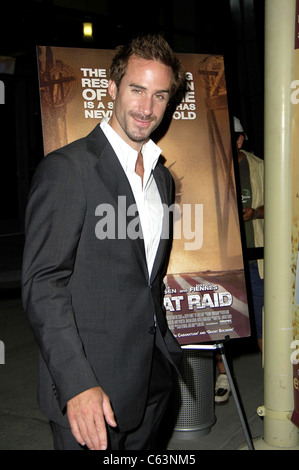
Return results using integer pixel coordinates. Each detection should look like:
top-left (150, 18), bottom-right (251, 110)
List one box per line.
top-left (22, 124), bottom-right (183, 432)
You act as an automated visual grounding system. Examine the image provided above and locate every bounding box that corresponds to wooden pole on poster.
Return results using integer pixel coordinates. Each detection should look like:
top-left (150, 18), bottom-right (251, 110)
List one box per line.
top-left (253, 0), bottom-right (299, 450)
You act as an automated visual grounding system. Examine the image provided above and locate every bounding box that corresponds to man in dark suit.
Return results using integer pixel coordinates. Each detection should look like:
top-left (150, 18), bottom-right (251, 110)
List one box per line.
top-left (22, 34), bottom-right (185, 450)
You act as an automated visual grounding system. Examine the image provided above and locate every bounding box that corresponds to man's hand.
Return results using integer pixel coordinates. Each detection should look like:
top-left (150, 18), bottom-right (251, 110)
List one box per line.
top-left (243, 206), bottom-right (264, 222)
top-left (67, 386), bottom-right (117, 450)
top-left (243, 207), bottom-right (256, 222)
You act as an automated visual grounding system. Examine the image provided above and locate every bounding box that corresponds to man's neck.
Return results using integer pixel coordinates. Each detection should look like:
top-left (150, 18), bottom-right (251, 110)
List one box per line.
top-left (238, 150), bottom-right (244, 163)
top-left (135, 151), bottom-right (144, 185)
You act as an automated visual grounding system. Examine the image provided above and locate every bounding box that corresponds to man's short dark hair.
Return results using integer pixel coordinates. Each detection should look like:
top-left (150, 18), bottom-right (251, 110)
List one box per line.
top-left (109, 34), bottom-right (185, 99)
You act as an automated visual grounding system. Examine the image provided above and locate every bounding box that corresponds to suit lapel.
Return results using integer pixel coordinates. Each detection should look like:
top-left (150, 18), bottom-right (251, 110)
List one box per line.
top-left (150, 165), bottom-right (172, 284)
top-left (86, 124), bottom-right (136, 207)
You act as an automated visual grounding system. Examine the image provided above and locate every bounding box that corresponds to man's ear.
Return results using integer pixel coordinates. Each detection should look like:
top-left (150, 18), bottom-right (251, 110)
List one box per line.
top-left (108, 80), bottom-right (117, 100)
top-left (236, 134), bottom-right (244, 150)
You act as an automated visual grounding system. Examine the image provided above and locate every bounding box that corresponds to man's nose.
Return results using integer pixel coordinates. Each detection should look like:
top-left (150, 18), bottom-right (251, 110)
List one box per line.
top-left (140, 95), bottom-right (154, 116)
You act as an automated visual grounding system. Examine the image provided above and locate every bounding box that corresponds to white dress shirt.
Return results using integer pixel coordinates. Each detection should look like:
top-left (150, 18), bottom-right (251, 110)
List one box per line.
top-left (100, 118), bottom-right (163, 278)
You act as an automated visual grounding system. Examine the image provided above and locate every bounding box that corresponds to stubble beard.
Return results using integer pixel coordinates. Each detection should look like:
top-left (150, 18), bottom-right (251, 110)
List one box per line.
top-left (122, 110), bottom-right (159, 144)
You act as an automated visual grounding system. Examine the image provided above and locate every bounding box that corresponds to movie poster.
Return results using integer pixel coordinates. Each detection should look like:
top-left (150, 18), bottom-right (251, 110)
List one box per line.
top-left (37, 45), bottom-right (250, 345)
top-left (290, 0), bottom-right (299, 428)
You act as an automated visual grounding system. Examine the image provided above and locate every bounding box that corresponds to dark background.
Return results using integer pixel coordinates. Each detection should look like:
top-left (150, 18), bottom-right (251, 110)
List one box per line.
top-left (0, 0), bottom-right (264, 241)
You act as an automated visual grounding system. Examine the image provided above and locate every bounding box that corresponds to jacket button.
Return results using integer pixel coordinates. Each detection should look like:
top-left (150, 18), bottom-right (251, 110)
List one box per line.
top-left (52, 384), bottom-right (59, 399)
top-left (149, 326), bottom-right (155, 335)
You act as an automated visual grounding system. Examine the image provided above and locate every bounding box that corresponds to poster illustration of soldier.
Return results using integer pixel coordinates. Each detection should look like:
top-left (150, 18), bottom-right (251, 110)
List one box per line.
top-left (37, 45), bottom-right (250, 345)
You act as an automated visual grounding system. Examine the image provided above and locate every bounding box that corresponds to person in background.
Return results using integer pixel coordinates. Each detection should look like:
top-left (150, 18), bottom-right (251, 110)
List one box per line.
top-left (215, 117), bottom-right (264, 403)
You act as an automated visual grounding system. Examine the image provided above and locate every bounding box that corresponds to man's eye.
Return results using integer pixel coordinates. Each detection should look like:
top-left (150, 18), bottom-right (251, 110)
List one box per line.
top-left (155, 94), bottom-right (165, 101)
top-left (132, 88), bottom-right (142, 94)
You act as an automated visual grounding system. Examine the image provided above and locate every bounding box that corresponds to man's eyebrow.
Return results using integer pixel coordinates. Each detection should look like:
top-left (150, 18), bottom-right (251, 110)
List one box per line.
top-left (129, 83), bottom-right (170, 94)
top-left (129, 83), bottom-right (146, 90)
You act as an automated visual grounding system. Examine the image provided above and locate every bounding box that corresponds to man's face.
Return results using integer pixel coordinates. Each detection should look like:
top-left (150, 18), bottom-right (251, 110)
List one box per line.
top-left (108, 55), bottom-right (173, 150)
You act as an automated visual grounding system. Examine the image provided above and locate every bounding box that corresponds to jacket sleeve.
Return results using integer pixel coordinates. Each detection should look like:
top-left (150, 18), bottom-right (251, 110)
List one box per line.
top-left (22, 152), bottom-right (100, 411)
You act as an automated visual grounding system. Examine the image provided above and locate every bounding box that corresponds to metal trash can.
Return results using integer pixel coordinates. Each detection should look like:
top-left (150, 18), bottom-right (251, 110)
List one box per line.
top-left (171, 349), bottom-right (216, 440)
